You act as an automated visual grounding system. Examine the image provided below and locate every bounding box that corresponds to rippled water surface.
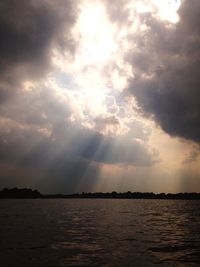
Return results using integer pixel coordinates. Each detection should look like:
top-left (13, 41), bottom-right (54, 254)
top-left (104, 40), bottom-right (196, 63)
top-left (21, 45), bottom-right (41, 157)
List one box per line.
top-left (0, 199), bottom-right (200, 266)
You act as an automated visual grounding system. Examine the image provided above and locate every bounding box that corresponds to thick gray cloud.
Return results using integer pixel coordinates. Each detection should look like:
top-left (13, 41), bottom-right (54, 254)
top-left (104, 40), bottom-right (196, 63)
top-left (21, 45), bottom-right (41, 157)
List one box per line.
top-left (126, 0), bottom-right (200, 143)
top-left (0, 0), bottom-right (77, 103)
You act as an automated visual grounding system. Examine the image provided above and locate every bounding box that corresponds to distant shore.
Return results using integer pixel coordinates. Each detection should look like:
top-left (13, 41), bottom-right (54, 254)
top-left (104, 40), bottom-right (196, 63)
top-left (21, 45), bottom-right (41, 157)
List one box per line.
top-left (1, 188), bottom-right (200, 200)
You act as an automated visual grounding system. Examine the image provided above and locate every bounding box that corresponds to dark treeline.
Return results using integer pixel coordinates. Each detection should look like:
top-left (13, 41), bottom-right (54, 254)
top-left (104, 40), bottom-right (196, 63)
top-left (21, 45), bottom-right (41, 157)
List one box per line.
top-left (0, 188), bottom-right (42, 199)
top-left (67, 191), bottom-right (200, 200)
top-left (1, 188), bottom-right (200, 200)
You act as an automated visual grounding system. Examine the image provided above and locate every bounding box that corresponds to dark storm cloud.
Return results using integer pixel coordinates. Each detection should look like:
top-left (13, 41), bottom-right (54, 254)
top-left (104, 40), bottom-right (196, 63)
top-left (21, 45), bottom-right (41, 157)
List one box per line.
top-left (0, 0), bottom-right (77, 102)
top-left (126, 0), bottom-right (200, 143)
top-left (0, 0), bottom-right (76, 68)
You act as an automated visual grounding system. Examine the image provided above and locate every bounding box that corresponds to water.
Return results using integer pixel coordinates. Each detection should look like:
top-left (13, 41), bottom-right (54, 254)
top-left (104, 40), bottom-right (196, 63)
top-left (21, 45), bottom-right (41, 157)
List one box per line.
top-left (0, 199), bottom-right (200, 267)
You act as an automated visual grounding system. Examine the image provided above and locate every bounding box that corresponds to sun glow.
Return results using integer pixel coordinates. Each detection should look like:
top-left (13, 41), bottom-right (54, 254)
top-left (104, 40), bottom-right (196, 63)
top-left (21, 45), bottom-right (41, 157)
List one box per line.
top-left (135, 0), bottom-right (182, 23)
top-left (153, 0), bottom-right (182, 23)
top-left (75, 1), bottom-right (117, 65)
top-left (62, 1), bottom-right (122, 120)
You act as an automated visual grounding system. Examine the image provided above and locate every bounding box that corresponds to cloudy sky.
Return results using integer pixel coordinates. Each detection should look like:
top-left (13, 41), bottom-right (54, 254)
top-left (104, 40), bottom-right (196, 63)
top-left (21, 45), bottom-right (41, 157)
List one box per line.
top-left (0, 0), bottom-right (200, 194)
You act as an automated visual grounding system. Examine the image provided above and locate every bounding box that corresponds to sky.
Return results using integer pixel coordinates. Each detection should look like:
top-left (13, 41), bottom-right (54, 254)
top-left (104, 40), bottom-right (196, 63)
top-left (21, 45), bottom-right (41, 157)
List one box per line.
top-left (0, 0), bottom-right (200, 194)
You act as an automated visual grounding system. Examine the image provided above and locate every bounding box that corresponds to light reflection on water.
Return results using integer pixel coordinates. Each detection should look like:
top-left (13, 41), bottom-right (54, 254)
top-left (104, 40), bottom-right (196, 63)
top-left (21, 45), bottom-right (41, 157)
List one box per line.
top-left (0, 199), bottom-right (200, 266)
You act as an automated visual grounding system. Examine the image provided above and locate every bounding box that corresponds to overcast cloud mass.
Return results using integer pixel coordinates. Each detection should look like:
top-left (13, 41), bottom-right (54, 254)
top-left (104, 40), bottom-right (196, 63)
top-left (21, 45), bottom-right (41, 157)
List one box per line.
top-left (0, 0), bottom-right (200, 193)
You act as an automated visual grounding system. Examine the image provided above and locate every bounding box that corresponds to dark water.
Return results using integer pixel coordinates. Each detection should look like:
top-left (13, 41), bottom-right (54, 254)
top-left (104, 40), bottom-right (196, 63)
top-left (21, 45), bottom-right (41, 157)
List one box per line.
top-left (0, 199), bottom-right (200, 267)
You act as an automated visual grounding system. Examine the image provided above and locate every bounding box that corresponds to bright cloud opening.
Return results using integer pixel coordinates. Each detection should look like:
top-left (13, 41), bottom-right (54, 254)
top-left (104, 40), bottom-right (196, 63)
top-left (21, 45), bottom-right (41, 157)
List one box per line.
top-left (75, 1), bottom-right (117, 65)
top-left (153, 0), bottom-right (182, 23)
